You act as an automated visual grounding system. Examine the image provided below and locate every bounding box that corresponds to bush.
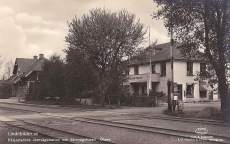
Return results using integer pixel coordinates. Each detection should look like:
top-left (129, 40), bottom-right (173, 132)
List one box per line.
top-left (195, 107), bottom-right (221, 120)
top-left (121, 91), bottom-right (166, 107)
top-left (0, 84), bottom-right (12, 99)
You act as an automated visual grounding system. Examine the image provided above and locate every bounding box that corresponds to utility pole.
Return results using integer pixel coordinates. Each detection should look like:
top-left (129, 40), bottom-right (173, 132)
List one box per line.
top-left (18, 80), bottom-right (20, 102)
top-left (148, 26), bottom-right (152, 95)
top-left (148, 26), bottom-right (162, 95)
top-left (168, 1), bottom-right (174, 112)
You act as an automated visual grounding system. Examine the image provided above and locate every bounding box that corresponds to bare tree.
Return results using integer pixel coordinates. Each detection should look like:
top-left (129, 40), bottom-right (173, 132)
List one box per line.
top-left (0, 55), bottom-right (4, 69)
top-left (3, 59), bottom-right (14, 79)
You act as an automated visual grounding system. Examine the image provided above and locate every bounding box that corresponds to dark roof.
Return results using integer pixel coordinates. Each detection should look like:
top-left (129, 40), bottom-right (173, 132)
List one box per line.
top-left (5, 57), bottom-right (45, 84)
top-left (128, 42), bottom-right (202, 65)
top-left (33, 59), bottom-right (45, 71)
top-left (13, 58), bottom-right (45, 74)
top-left (3, 74), bottom-right (17, 84)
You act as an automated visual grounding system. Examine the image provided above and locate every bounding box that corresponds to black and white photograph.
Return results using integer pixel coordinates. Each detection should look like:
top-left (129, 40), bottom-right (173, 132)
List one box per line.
top-left (0, 0), bottom-right (230, 143)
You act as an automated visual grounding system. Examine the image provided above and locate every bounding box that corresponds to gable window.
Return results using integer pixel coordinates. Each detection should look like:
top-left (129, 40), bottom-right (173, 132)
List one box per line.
top-left (200, 63), bottom-right (206, 75)
top-left (152, 65), bottom-right (156, 73)
top-left (187, 62), bottom-right (193, 75)
top-left (186, 83), bottom-right (194, 98)
top-left (134, 65), bottom-right (139, 75)
top-left (161, 62), bottom-right (166, 76)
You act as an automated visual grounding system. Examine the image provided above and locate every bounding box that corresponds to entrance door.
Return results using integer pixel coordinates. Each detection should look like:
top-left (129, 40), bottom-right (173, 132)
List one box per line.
top-left (134, 84), bottom-right (139, 93)
top-left (209, 91), bottom-right (213, 100)
top-left (177, 84), bottom-right (183, 101)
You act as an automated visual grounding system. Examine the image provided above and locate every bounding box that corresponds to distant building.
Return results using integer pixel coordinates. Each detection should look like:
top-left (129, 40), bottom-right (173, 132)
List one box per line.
top-left (126, 43), bottom-right (219, 102)
top-left (4, 54), bottom-right (45, 98)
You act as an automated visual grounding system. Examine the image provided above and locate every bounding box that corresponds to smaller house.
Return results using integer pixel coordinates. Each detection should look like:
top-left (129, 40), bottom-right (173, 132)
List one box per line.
top-left (4, 54), bottom-right (45, 98)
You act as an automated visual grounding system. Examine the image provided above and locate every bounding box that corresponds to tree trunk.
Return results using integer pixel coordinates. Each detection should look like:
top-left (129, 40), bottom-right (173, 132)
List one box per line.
top-left (217, 68), bottom-right (230, 123)
top-left (99, 81), bottom-right (105, 106)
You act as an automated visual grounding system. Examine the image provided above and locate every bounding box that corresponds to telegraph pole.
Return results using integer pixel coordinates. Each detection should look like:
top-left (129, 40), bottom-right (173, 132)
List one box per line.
top-left (18, 80), bottom-right (20, 102)
top-left (148, 26), bottom-right (152, 95)
top-left (168, 1), bottom-right (174, 112)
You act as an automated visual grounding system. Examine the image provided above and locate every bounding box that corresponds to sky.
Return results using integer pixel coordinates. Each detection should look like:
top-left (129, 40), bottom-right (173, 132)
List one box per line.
top-left (0, 0), bottom-right (170, 78)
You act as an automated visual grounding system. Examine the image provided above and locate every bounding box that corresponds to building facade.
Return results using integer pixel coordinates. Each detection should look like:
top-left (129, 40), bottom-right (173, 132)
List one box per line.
top-left (4, 54), bottom-right (45, 98)
top-left (126, 43), bottom-right (219, 102)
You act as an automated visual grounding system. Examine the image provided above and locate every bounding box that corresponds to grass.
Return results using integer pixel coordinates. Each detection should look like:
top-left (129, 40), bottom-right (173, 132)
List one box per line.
top-left (163, 107), bottom-right (222, 120)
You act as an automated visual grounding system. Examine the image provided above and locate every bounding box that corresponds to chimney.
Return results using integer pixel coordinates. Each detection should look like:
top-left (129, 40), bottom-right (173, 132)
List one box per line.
top-left (33, 56), bottom-right (38, 59)
top-left (39, 54), bottom-right (44, 59)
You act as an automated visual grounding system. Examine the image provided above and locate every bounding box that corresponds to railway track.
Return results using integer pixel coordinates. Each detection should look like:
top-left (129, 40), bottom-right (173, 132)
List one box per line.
top-left (70, 117), bottom-right (230, 144)
top-left (0, 105), bottom-right (228, 126)
top-left (4, 119), bottom-right (115, 144)
top-left (1, 105), bottom-right (230, 143)
top-left (0, 105), bottom-right (43, 113)
top-left (0, 106), bottom-right (115, 144)
top-left (131, 114), bottom-right (229, 126)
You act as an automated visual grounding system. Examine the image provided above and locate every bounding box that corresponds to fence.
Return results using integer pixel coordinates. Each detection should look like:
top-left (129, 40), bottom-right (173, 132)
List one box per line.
top-left (106, 94), bottom-right (166, 107)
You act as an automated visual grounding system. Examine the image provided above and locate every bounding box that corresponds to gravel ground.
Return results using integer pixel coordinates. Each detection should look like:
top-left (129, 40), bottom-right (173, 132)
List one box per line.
top-left (0, 121), bottom-right (68, 144)
top-left (24, 117), bottom-right (214, 144)
top-left (118, 118), bottom-right (230, 137)
top-left (0, 99), bottom-right (224, 144)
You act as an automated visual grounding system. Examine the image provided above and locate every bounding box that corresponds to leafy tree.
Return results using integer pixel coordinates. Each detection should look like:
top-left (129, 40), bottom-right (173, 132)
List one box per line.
top-left (64, 49), bottom-right (97, 101)
top-left (65, 8), bottom-right (146, 105)
top-left (153, 0), bottom-right (230, 122)
top-left (38, 54), bottom-right (65, 100)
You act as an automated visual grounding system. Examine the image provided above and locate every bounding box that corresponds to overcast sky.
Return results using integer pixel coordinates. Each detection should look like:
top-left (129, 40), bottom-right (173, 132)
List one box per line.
top-left (0, 0), bottom-right (170, 77)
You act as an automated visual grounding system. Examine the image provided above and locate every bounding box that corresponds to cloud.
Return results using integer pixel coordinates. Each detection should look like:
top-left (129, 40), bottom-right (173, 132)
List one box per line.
top-left (25, 44), bottom-right (54, 59)
top-left (0, 17), bottom-right (26, 56)
top-left (15, 13), bottom-right (44, 27)
top-left (0, 6), bottom-right (14, 18)
top-left (0, 6), bottom-right (67, 76)
top-left (0, 0), bottom-right (170, 78)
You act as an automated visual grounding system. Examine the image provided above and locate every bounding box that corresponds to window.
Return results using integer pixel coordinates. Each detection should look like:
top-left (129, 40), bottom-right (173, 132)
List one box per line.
top-left (186, 84), bottom-right (194, 98)
top-left (187, 62), bottom-right (193, 75)
top-left (152, 65), bottom-right (156, 73)
top-left (134, 65), bottom-right (139, 75)
top-left (200, 63), bottom-right (206, 75)
top-left (152, 83), bottom-right (157, 92)
top-left (125, 68), bottom-right (129, 75)
top-left (200, 91), bottom-right (207, 98)
top-left (161, 62), bottom-right (166, 76)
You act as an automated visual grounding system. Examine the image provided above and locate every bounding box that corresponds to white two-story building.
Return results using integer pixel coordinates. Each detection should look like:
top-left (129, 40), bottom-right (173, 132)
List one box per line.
top-left (126, 42), bottom-right (219, 102)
